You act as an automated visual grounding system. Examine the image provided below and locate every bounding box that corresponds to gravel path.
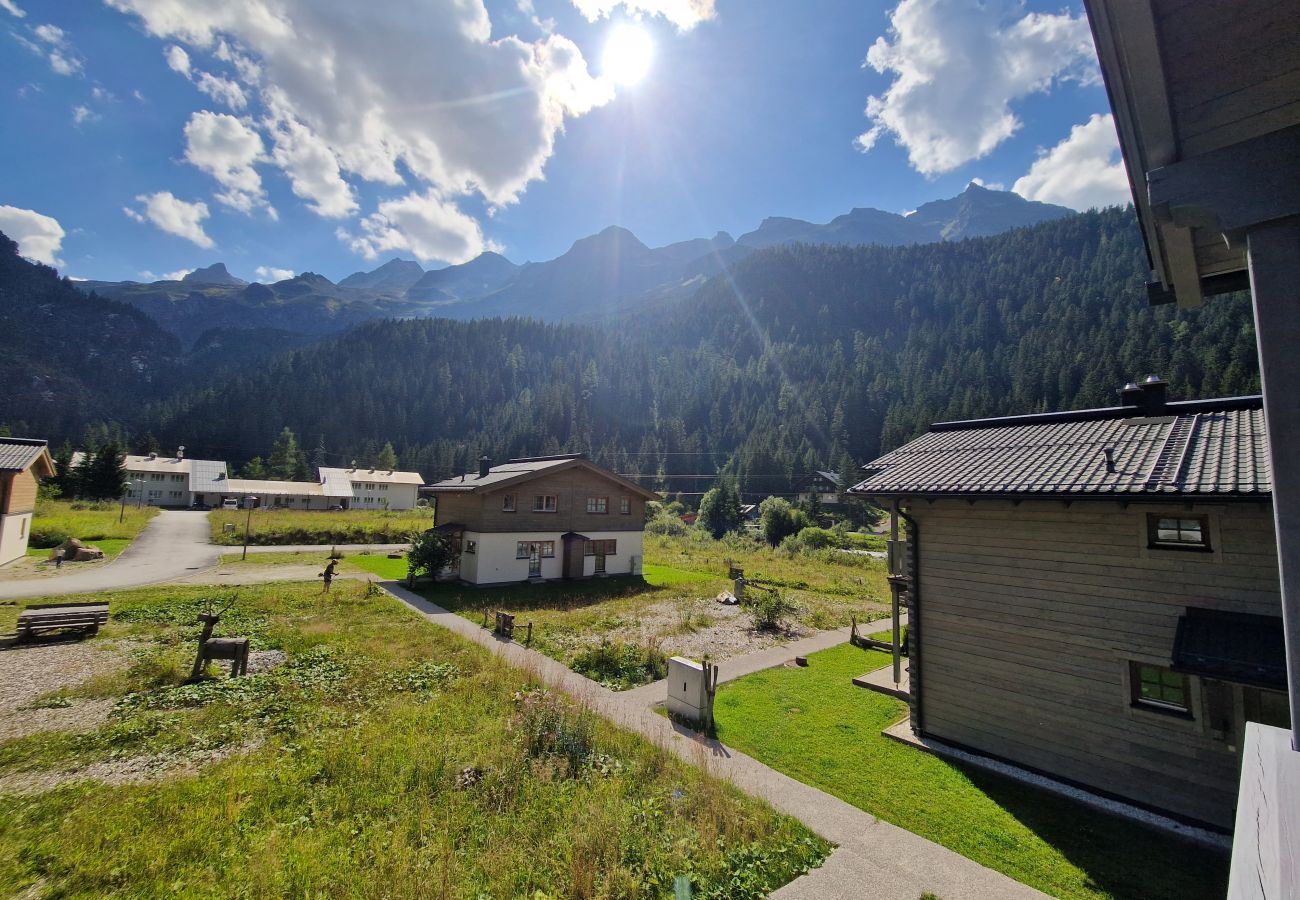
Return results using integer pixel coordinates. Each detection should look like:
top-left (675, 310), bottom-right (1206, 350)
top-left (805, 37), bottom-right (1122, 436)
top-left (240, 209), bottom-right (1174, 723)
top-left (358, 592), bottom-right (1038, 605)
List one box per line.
top-left (0, 640), bottom-right (135, 743)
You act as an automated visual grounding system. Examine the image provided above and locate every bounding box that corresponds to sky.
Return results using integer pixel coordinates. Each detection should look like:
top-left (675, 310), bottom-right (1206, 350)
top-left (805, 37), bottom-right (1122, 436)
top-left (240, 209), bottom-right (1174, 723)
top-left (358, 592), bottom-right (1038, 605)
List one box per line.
top-left (0, 0), bottom-right (1131, 283)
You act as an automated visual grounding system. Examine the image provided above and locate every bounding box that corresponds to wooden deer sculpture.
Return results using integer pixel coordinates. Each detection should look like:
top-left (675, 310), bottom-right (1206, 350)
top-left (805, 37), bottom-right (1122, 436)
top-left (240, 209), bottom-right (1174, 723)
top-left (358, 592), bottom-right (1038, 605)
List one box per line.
top-left (190, 594), bottom-right (250, 679)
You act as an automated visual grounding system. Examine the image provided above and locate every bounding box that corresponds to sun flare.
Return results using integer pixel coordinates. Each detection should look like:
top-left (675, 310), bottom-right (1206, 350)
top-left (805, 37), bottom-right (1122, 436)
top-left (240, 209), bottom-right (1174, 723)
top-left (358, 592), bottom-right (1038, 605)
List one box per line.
top-left (602, 23), bottom-right (654, 86)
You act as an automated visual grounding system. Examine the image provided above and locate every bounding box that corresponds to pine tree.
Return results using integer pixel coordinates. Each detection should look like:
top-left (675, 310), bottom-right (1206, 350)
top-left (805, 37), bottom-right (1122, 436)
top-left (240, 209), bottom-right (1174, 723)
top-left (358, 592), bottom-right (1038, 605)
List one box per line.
top-left (268, 428), bottom-right (304, 481)
top-left (376, 441), bottom-right (398, 471)
top-left (698, 479), bottom-right (742, 539)
top-left (86, 440), bottom-right (126, 500)
top-left (242, 456), bottom-right (267, 478)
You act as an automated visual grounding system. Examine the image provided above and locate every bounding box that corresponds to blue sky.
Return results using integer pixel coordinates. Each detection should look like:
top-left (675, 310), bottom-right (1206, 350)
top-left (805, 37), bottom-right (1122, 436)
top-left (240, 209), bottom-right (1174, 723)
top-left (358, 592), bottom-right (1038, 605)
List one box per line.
top-left (0, 0), bottom-right (1128, 283)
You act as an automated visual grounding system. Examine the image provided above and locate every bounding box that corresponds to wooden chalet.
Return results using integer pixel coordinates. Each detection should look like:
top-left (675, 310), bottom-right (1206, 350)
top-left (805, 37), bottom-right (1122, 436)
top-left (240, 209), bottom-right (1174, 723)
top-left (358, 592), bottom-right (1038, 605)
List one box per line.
top-left (0, 438), bottom-right (55, 566)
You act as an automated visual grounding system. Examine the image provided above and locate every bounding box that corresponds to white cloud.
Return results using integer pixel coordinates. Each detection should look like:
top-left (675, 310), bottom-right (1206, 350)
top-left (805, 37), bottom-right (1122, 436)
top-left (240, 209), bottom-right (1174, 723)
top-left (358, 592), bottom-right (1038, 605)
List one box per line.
top-left (195, 70), bottom-right (246, 109)
top-left (164, 44), bottom-right (191, 76)
top-left (970, 177), bottom-right (1004, 191)
top-left (858, 0), bottom-right (1096, 176)
top-left (571, 0), bottom-right (715, 30)
top-left (265, 105), bottom-right (356, 217)
top-left (124, 191), bottom-right (214, 248)
top-left (139, 267), bottom-right (194, 281)
top-left (0, 205), bottom-right (65, 265)
top-left (71, 104), bottom-right (97, 124)
top-left (182, 110), bottom-right (272, 215)
top-left (1012, 113), bottom-right (1130, 211)
top-left (340, 190), bottom-right (496, 264)
top-left (105, 0), bottom-right (616, 247)
top-left (254, 264), bottom-right (293, 281)
top-left (31, 21), bottom-right (83, 75)
top-left (0, 0), bottom-right (26, 18)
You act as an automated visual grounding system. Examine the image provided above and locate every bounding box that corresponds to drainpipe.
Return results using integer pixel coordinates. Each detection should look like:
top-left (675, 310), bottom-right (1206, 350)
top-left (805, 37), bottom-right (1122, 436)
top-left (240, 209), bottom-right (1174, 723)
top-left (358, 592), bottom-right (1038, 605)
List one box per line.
top-left (898, 503), bottom-right (922, 734)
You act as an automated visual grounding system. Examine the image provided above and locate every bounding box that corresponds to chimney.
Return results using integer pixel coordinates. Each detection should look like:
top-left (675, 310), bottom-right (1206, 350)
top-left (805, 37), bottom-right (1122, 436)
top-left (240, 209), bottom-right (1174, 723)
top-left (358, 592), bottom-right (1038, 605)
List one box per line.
top-left (1119, 381), bottom-right (1143, 408)
top-left (1139, 374), bottom-right (1168, 414)
top-left (176, 445), bottom-right (185, 461)
top-left (1102, 447), bottom-right (1116, 473)
top-left (478, 455), bottom-right (492, 479)
top-left (147, 451), bottom-right (157, 461)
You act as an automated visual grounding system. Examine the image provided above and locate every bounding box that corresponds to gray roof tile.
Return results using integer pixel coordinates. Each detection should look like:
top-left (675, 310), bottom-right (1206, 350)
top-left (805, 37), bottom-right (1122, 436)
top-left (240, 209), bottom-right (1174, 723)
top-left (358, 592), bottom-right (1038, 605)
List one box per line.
top-left (851, 401), bottom-right (1269, 499)
top-left (0, 438), bottom-right (49, 472)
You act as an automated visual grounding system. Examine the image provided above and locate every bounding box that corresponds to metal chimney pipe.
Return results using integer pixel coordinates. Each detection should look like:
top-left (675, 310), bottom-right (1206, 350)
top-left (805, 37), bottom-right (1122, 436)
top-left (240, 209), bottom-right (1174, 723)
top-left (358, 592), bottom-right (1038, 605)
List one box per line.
top-left (478, 455), bottom-right (492, 479)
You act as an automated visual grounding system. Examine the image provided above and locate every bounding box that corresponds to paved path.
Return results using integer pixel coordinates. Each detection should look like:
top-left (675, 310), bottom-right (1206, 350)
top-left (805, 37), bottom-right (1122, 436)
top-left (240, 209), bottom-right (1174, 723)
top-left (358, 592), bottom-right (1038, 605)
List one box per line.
top-left (239, 543), bottom-right (409, 555)
top-left (379, 582), bottom-right (1045, 900)
top-left (0, 511), bottom-right (219, 601)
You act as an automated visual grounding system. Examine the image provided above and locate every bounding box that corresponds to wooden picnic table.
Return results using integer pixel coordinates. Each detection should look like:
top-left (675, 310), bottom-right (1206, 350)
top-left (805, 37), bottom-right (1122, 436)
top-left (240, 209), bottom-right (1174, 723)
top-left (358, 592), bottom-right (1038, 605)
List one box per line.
top-left (15, 602), bottom-right (110, 640)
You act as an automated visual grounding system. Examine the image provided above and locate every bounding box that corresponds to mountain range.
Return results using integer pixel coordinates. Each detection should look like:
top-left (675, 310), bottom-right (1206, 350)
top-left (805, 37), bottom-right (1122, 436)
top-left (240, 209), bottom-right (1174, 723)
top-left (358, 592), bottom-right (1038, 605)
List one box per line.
top-left (76, 184), bottom-right (1074, 345)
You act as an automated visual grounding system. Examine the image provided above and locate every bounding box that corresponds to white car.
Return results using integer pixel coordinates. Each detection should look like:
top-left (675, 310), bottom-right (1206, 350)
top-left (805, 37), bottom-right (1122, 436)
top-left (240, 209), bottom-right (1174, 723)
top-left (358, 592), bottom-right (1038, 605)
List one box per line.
top-left (221, 498), bottom-right (240, 510)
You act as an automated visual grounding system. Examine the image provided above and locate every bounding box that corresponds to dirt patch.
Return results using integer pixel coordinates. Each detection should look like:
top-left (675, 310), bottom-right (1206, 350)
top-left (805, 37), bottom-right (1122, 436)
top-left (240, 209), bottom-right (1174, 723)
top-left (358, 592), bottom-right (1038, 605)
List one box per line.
top-left (0, 737), bottom-right (264, 795)
top-left (0, 640), bottom-right (137, 743)
top-left (604, 598), bottom-right (809, 661)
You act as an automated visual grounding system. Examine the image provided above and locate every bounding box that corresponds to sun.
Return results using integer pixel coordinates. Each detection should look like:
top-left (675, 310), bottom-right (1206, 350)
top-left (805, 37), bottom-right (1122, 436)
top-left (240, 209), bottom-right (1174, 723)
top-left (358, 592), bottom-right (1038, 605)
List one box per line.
top-left (602, 23), bottom-right (654, 86)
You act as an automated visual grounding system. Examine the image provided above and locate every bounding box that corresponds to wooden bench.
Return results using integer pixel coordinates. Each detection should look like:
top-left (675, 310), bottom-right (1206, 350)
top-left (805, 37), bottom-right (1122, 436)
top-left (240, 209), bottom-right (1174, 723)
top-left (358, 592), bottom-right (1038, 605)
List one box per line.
top-left (16, 602), bottom-right (110, 640)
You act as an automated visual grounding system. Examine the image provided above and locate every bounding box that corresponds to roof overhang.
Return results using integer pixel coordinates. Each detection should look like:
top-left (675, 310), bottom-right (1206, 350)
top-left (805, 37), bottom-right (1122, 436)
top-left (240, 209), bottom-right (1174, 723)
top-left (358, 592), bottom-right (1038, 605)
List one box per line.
top-left (852, 490), bottom-right (1271, 505)
top-left (425, 457), bottom-right (660, 501)
top-left (1082, 0), bottom-right (1300, 309)
top-left (1172, 607), bottom-right (1287, 691)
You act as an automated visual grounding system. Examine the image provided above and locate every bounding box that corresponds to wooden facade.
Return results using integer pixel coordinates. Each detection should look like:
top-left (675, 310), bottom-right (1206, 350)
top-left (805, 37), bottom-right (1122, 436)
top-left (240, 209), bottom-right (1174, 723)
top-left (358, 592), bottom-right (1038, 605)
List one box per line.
top-left (2, 470), bottom-right (38, 516)
top-left (434, 468), bottom-right (648, 534)
top-left (909, 498), bottom-right (1283, 828)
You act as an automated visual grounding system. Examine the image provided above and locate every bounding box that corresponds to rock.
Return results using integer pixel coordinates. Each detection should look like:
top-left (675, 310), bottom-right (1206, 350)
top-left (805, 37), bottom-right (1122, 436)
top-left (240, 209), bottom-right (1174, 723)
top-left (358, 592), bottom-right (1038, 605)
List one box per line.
top-left (715, 591), bottom-right (739, 605)
top-left (72, 548), bottom-right (104, 562)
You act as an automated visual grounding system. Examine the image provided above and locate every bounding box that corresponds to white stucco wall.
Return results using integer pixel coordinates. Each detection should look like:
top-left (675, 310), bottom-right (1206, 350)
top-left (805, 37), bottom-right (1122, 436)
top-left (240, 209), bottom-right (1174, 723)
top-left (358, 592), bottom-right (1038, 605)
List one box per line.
top-left (458, 530), bottom-right (643, 584)
top-left (0, 512), bottom-right (33, 566)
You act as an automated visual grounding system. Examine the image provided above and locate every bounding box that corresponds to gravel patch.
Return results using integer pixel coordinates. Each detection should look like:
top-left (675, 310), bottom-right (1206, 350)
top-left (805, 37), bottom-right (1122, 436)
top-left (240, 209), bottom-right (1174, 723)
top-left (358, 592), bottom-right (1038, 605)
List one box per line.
top-left (0, 737), bottom-right (265, 796)
top-left (606, 598), bottom-right (809, 661)
top-left (0, 641), bottom-right (136, 743)
top-left (246, 649), bottom-right (287, 674)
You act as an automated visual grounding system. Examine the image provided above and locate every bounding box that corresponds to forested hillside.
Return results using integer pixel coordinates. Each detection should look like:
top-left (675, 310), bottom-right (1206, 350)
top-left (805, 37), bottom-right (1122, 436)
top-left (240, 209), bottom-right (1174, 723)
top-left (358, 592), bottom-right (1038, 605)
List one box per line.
top-left (0, 233), bottom-right (183, 439)
top-left (146, 207), bottom-right (1258, 495)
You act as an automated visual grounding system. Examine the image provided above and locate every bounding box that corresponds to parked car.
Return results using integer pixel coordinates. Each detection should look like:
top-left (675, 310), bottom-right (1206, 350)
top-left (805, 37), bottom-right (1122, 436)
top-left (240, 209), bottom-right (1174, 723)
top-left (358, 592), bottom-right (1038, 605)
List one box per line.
top-left (221, 498), bottom-right (239, 510)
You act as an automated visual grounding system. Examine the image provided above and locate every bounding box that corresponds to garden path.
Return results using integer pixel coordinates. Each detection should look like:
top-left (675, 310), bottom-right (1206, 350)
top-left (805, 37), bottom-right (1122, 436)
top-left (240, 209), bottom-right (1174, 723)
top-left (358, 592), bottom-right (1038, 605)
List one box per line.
top-left (379, 581), bottom-right (1045, 900)
top-left (0, 512), bottom-right (218, 602)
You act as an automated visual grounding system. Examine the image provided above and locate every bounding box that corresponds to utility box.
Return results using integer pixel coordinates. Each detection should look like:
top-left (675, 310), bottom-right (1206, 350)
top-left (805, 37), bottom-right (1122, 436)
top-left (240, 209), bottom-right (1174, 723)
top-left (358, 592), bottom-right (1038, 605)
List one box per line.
top-left (223, 523), bottom-right (236, 534)
top-left (667, 656), bottom-right (715, 727)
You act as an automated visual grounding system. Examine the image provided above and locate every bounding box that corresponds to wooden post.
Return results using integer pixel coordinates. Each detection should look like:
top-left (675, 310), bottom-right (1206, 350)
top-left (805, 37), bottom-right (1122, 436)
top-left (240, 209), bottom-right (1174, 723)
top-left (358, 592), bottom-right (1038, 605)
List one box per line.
top-left (1247, 215), bottom-right (1300, 749)
top-left (890, 499), bottom-right (902, 685)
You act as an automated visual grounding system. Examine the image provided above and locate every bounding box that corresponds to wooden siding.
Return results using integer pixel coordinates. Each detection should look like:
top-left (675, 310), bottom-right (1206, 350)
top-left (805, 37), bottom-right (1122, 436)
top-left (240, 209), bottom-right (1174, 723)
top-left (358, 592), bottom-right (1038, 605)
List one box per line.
top-left (912, 499), bottom-right (1281, 828)
top-left (3, 470), bottom-right (38, 515)
top-left (435, 468), bottom-right (646, 534)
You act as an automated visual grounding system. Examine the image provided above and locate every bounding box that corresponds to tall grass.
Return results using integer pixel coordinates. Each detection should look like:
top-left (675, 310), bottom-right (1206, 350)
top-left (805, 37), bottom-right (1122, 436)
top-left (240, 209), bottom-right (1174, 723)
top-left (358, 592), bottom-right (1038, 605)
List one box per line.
top-left (208, 507), bottom-right (433, 545)
top-left (29, 500), bottom-right (158, 550)
top-left (0, 581), bottom-right (827, 897)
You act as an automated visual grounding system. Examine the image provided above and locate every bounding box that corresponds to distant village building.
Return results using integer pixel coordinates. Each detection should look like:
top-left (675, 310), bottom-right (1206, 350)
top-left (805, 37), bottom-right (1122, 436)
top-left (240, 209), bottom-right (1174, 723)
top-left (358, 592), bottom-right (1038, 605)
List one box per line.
top-left (0, 438), bottom-right (55, 566)
top-left (424, 454), bottom-right (658, 586)
top-left (795, 470), bottom-right (842, 507)
top-left (851, 379), bottom-right (1286, 829)
top-left (115, 447), bottom-right (423, 510)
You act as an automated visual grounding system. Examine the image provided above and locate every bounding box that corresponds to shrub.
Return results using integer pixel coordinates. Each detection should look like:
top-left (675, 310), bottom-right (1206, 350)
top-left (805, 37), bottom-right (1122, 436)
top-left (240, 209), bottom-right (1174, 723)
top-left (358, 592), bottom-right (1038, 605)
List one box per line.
top-left (749, 589), bottom-right (796, 631)
top-left (571, 639), bottom-right (668, 690)
top-left (510, 688), bottom-right (595, 776)
top-left (408, 530), bottom-right (454, 580)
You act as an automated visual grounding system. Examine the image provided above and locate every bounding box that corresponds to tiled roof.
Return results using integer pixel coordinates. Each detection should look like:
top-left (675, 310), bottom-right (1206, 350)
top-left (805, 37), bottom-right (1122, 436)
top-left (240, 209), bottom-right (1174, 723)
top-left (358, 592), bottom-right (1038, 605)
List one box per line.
top-left (225, 478), bottom-right (328, 497)
top-left (425, 454), bottom-right (659, 500)
top-left (0, 438), bottom-right (49, 472)
top-left (850, 398), bottom-right (1269, 499)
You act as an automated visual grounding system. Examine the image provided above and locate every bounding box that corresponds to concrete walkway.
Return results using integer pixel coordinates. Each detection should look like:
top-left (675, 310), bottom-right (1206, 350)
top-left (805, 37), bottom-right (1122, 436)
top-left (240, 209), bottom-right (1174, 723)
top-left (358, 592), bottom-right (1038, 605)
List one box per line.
top-left (239, 543), bottom-right (409, 555)
top-left (379, 582), bottom-right (1045, 900)
top-left (0, 511), bottom-right (219, 601)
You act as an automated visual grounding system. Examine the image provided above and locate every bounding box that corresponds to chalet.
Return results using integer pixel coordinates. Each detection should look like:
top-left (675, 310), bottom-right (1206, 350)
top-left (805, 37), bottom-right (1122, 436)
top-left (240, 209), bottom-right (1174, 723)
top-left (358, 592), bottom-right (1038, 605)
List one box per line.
top-left (851, 379), bottom-right (1286, 830)
top-left (794, 470), bottom-right (842, 507)
top-left (0, 438), bottom-right (55, 566)
top-left (424, 454), bottom-right (658, 586)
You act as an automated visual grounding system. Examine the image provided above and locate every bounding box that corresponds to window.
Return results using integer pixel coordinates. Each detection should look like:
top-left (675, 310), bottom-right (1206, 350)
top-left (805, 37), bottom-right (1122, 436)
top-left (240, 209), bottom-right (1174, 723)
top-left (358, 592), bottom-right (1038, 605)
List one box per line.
top-left (586, 496), bottom-right (607, 514)
top-left (1147, 514), bottom-right (1210, 551)
top-left (619, 496), bottom-right (630, 515)
top-left (533, 494), bottom-right (557, 512)
top-left (585, 539), bottom-right (617, 556)
top-left (1130, 662), bottom-right (1191, 715)
top-left (516, 540), bottom-right (555, 558)
top-left (465, 540), bottom-right (477, 554)
top-left (365, 483), bottom-right (376, 490)
top-left (352, 482), bottom-right (361, 490)
top-left (502, 494), bottom-right (516, 512)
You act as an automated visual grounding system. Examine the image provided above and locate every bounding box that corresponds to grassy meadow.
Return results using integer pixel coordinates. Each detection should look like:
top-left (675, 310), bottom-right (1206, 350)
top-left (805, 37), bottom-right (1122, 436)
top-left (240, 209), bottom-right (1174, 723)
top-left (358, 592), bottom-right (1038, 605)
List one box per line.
top-left (0, 581), bottom-right (827, 898)
top-left (713, 643), bottom-right (1228, 900)
top-left (208, 506), bottom-right (433, 546)
top-left (412, 534), bottom-right (891, 689)
top-left (27, 500), bottom-right (159, 559)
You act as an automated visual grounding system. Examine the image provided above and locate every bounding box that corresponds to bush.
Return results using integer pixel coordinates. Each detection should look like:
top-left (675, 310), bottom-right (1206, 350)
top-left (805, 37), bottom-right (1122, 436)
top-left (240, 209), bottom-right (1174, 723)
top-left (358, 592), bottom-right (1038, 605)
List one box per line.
top-left (510, 688), bottom-right (596, 776)
top-left (749, 589), bottom-right (797, 631)
top-left (408, 531), bottom-right (454, 580)
top-left (570, 640), bottom-right (668, 690)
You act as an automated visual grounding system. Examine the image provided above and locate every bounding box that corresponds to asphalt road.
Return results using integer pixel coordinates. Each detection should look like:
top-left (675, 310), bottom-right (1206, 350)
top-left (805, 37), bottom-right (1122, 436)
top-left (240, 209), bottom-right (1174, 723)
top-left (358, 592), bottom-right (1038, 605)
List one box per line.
top-left (0, 511), bottom-right (220, 601)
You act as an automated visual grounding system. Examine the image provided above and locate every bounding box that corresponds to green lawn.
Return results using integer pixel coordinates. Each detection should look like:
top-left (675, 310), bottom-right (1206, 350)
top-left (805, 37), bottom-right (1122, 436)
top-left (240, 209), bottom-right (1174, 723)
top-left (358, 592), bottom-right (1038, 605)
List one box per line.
top-left (217, 550), bottom-right (410, 581)
top-left (208, 507), bottom-right (432, 546)
top-left (28, 501), bottom-right (158, 555)
top-left (0, 581), bottom-right (827, 898)
top-left (713, 644), bottom-right (1228, 900)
